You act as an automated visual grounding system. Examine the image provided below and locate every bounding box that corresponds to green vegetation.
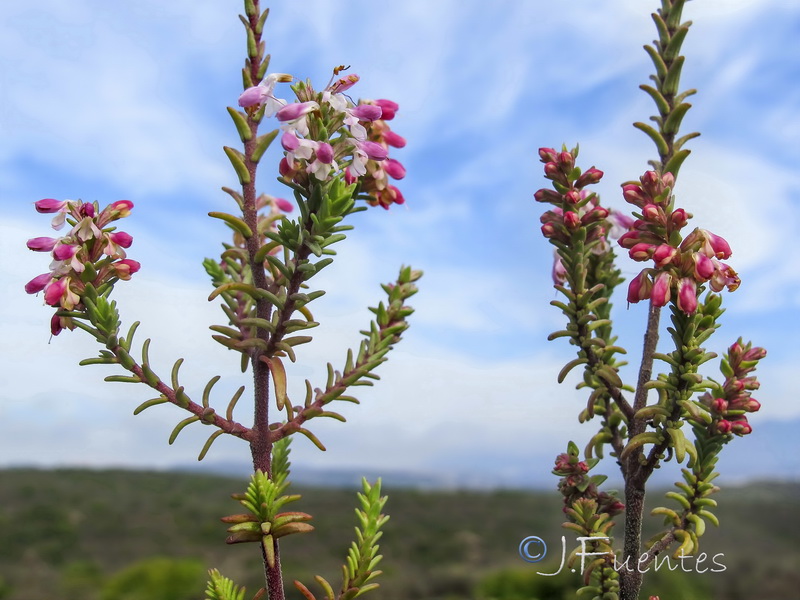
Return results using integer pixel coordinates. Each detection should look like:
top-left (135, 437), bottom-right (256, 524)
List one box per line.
top-left (0, 469), bottom-right (796, 599)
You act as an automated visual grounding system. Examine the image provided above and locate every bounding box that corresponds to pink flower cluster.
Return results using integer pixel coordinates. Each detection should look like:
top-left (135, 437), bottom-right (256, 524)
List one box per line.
top-left (619, 171), bottom-right (739, 314)
top-left (535, 148), bottom-right (609, 246)
top-left (25, 199), bottom-right (140, 335)
top-left (535, 148), bottom-right (635, 284)
top-left (553, 451), bottom-right (624, 516)
top-left (699, 340), bottom-right (765, 436)
top-left (239, 71), bottom-right (406, 209)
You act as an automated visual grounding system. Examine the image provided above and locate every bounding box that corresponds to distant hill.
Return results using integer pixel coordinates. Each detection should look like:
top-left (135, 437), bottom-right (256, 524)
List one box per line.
top-left (0, 468), bottom-right (797, 600)
top-left (179, 418), bottom-right (800, 489)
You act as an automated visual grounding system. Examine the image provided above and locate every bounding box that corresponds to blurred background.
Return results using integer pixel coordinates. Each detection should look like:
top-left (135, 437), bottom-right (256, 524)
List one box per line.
top-left (1, 1), bottom-right (798, 598)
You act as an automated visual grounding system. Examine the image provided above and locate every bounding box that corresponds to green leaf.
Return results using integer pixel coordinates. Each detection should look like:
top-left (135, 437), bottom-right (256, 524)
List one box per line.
top-left (252, 130), bottom-right (279, 163)
top-left (223, 146), bottom-right (251, 184)
top-left (226, 107), bottom-right (252, 142)
top-left (209, 211), bottom-right (253, 238)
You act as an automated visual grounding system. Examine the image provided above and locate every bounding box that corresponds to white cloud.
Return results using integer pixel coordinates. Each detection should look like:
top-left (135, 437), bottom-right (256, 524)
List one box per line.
top-left (2, 0), bottom-right (798, 480)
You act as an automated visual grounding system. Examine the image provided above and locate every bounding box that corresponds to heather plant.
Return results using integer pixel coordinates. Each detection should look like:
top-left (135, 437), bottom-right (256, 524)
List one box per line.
top-left (24, 2), bottom-right (418, 599)
top-left (534, 2), bottom-right (766, 599)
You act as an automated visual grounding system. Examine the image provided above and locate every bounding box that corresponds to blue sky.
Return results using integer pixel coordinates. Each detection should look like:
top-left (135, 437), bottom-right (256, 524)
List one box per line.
top-left (2, 0), bottom-right (798, 485)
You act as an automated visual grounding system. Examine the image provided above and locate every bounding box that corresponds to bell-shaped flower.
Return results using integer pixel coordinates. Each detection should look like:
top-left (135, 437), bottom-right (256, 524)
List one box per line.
top-left (627, 270), bottom-right (653, 303)
top-left (676, 277), bottom-right (698, 314)
top-left (650, 271), bottom-right (672, 307)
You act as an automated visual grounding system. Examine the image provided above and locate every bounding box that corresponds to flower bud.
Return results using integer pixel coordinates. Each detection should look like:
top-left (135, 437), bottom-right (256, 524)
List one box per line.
top-left (653, 244), bottom-right (677, 267)
top-left (582, 206), bottom-right (609, 225)
top-left (281, 131), bottom-right (300, 151)
top-left (27, 237), bottom-right (59, 252)
top-left (575, 167), bottom-right (603, 188)
top-left (564, 190), bottom-right (581, 205)
top-left (109, 231), bottom-right (133, 248)
top-left (629, 243), bottom-right (655, 261)
top-left (382, 130), bottom-right (406, 148)
top-left (25, 273), bottom-right (51, 294)
top-left (538, 148), bottom-right (558, 163)
top-left (374, 99), bottom-right (399, 120)
top-left (622, 184), bottom-right (647, 208)
top-left (558, 151), bottom-right (574, 172)
top-left (642, 203), bottom-right (662, 223)
top-left (384, 158), bottom-right (406, 180)
top-left (534, 188), bottom-right (561, 204)
top-left (359, 140), bottom-right (388, 161)
top-left (275, 198), bottom-right (294, 212)
top-left (34, 198), bottom-right (67, 213)
top-left (670, 208), bottom-right (690, 229)
top-left (351, 104), bottom-right (382, 121)
top-left (563, 211), bottom-right (581, 230)
top-left (711, 398), bottom-right (728, 413)
top-left (716, 420), bottom-right (732, 434)
top-left (315, 142), bottom-right (334, 164)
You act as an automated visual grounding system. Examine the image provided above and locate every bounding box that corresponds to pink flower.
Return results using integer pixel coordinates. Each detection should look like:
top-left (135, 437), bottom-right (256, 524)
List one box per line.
top-left (315, 142), bottom-right (334, 164)
top-left (710, 262), bottom-right (740, 293)
top-left (382, 130), bottom-right (406, 148)
top-left (627, 270), bottom-right (652, 303)
top-left (693, 253), bottom-right (715, 280)
top-left (670, 208), bottom-right (689, 229)
top-left (552, 253), bottom-right (567, 285)
top-left (358, 141), bottom-right (388, 161)
top-left (276, 101), bottom-right (319, 122)
top-left (329, 74), bottom-right (359, 93)
top-left (652, 244), bottom-right (677, 267)
top-left (281, 130), bottom-right (300, 151)
top-left (114, 259), bottom-right (141, 280)
top-left (629, 243), bottom-right (655, 261)
top-left (351, 104), bottom-right (382, 121)
top-left (607, 210), bottom-right (634, 239)
top-left (44, 278), bottom-right (68, 307)
top-left (109, 231), bottom-right (133, 248)
top-left (50, 313), bottom-right (65, 336)
top-left (650, 272), bottom-right (672, 307)
top-left (705, 231), bottom-right (732, 259)
top-left (676, 277), bottom-right (698, 314)
top-left (384, 158), bottom-right (406, 180)
top-left (238, 73), bottom-right (291, 115)
top-left (27, 237), bottom-right (59, 252)
top-left (25, 273), bottom-right (51, 294)
top-left (275, 198), bottom-right (293, 213)
top-left (53, 243), bottom-right (79, 262)
top-left (34, 198), bottom-right (67, 213)
top-left (374, 99), bottom-right (398, 120)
